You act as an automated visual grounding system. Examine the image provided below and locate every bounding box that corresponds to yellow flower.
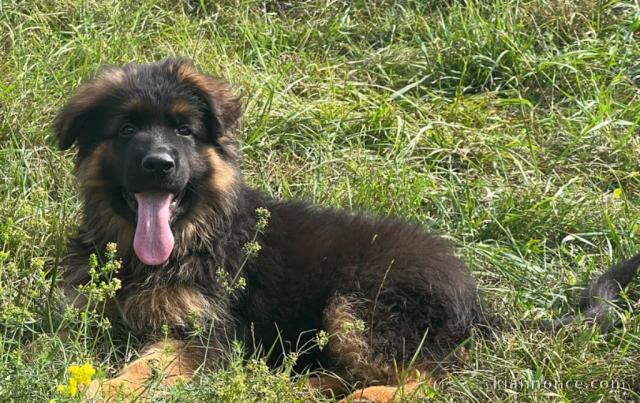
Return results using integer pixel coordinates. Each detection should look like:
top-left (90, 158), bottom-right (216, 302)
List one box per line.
top-left (56, 363), bottom-right (96, 397)
top-left (56, 380), bottom-right (77, 397)
top-left (68, 363), bottom-right (96, 385)
top-left (613, 188), bottom-right (623, 198)
top-left (67, 378), bottom-right (78, 397)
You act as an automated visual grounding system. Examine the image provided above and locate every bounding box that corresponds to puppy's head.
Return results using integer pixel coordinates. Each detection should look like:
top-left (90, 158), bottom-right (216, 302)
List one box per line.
top-left (55, 59), bottom-right (241, 266)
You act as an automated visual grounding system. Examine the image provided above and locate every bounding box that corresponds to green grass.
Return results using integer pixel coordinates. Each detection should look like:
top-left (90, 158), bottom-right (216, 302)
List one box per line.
top-left (1, 0), bottom-right (640, 401)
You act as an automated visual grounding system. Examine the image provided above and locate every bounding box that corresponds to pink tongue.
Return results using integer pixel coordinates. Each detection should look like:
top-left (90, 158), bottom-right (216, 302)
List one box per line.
top-left (133, 192), bottom-right (175, 266)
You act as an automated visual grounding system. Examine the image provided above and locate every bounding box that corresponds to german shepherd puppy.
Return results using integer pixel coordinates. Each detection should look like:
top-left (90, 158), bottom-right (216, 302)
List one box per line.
top-left (55, 59), bottom-right (640, 401)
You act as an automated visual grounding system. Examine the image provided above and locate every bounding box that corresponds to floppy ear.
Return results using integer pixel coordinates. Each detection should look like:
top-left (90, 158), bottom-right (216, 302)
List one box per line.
top-left (172, 60), bottom-right (242, 135)
top-left (54, 66), bottom-right (126, 150)
top-left (54, 95), bottom-right (95, 150)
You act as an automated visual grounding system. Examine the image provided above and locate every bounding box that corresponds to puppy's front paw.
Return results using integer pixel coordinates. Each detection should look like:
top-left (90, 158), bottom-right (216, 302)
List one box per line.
top-left (343, 386), bottom-right (402, 402)
top-left (84, 377), bottom-right (143, 402)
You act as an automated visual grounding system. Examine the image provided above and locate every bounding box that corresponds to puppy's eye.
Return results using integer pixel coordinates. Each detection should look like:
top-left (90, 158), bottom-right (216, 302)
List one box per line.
top-left (176, 125), bottom-right (192, 136)
top-left (119, 124), bottom-right (137, 137)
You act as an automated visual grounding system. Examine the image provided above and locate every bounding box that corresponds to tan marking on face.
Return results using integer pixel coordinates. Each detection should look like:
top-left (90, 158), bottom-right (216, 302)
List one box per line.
top-left (107, 213), bottom-right (134, 256)
top-left (123, 97), bottom-right (144, 110)
top-left (82, 196), bottom-right (135, 258)
top-left (172, 148), bottom-right (240, 250)
top-left (77, 142), bottom-right (135, 255)
top-left (205, 147), bottom-right (238, 196)
top-left (77, 143), bottom-right (110, 189)
top-left (170, 99), bottom-right (193, 116)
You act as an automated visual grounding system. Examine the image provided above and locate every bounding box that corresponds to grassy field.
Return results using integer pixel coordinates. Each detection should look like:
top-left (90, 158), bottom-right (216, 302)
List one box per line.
top-left (1, 0), bottom-right (640, 401)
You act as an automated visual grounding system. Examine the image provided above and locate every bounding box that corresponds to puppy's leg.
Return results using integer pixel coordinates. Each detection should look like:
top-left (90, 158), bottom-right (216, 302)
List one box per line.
top-left (344, 370), bottom-right (431, 402)
top-left (89, 339), bottom-right (198, 400)
top-left (320, 294), bottom-right (441, 402)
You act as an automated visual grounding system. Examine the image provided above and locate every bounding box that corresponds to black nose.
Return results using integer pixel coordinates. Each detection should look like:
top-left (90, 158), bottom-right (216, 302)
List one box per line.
top-left (142, 153), bottom-right (175, 174)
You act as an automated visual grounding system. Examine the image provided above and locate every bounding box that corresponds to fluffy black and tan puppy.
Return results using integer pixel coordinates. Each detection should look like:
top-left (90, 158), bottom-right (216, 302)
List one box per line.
top-left (55, 59), bottom-right (640, 401)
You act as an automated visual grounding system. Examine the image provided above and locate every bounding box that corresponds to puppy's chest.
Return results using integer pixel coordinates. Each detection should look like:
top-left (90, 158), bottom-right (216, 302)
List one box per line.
top-left (117, 285), bottom-right (224, 334)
